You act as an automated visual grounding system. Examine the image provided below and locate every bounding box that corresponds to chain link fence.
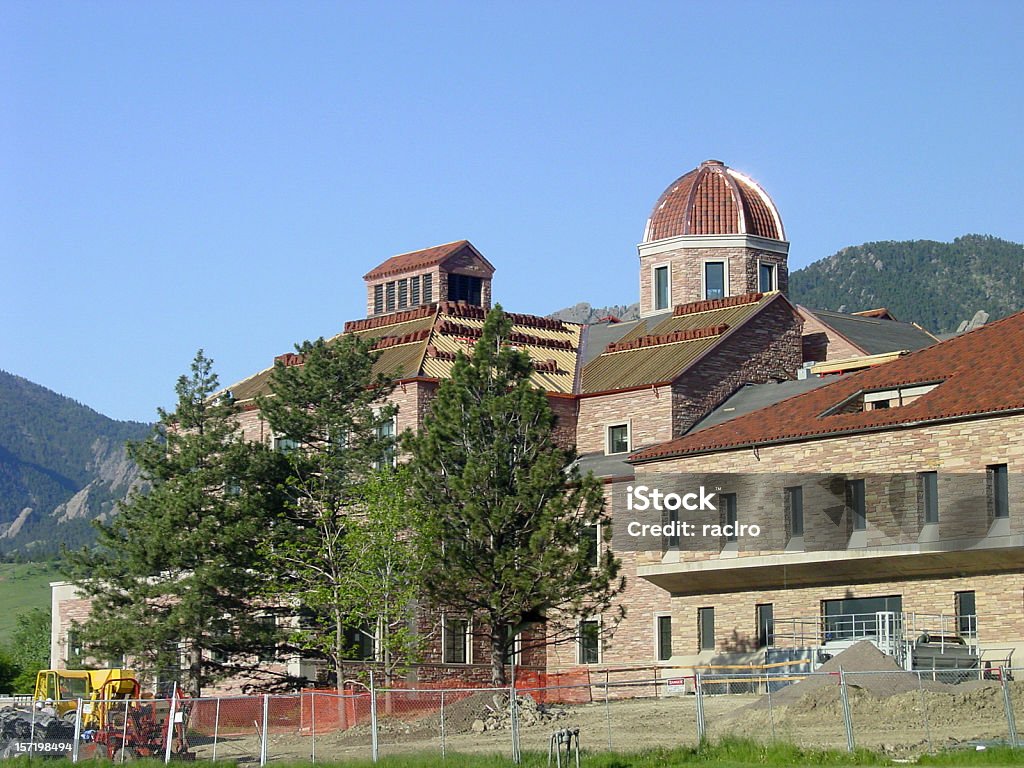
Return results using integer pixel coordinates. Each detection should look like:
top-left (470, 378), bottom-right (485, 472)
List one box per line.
top-left (2, 665), bottom-right (1023, 762)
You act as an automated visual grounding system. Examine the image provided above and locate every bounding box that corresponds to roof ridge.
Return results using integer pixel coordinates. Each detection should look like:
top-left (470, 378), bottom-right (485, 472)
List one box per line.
top-left (674, 292), bottom-right (764, 316)
top-left (605, 324), bottom-right (729, 354)
top-left (343, 305), bottom-right (438, 333)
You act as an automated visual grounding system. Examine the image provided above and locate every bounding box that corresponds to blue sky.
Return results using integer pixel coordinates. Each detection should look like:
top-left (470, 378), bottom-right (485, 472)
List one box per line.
top-left (3, 1), bottom-right (1022, 423)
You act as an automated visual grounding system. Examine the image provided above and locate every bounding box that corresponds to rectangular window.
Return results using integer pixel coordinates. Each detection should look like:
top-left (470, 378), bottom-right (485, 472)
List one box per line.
top-left (656, 615), bottom-right (672, 661)
top-left (756, 603), bottom-right (774, 648)
top-left (503, 627), bottom-right (522, 666)
top-left (956, 591), bottom-right (977, 637)
top-left (258, 615), bottom-right (277, 662)
top-left (606, 424), bottom-right (629, 455)
top-left (654, 265), bottom-right (670, 311)
top-left (448, 273), bottom-right (483, 305)
top-left (374, 417), bottom-right (396, 469)
top-left (785, 486), bottom-right (804, 537)
top-left (410, 275), bottom-right (421, 306)
top-left (759, 262), bottom-right (776, 292)
top-left (920, 471), bottom-right (939, 524)
top-left (698, 607), bottom-right (715, 651)
top-left (422, 273), bottom-right (433, 303)
top-left (397, 278), bottom-right (409, 309)
top-left (666, 508), bottom-right (680, 549)
top-left (704, 261), bottom-right (726, 300)
top-left (343, 624), bottom-right (376, 661)
top-left (385, 281), bottom-right (397, 312)
top-left (580, 524), bottom-right (599, 567)
top-left (721, 493), bottom-right (738, 542)
top-left (373, 284), bottom-right (384, 315)
top-left (823, 595), bottom-right (902, 641)
top-left (989, 464), bottom-right (1009, 519)
top-left (66, 629), bottom-right (84, 663)
top-left (578, 620), bottom-right (600, 665)
top-left (846, 479), bottom-right (866, 530)
top-left (274, 436), bottom-right (299, 454)
top-left (443, 617), bottom-right (469, 664)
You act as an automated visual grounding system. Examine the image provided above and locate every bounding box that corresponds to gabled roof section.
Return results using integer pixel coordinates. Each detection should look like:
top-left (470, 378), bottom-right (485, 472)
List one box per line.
top-left (630, 308), bottom-right (1024, 462)
top-left (223, 302), bottom-right (583, 406)
top-left (801, 306), bottom-right (938, 356)
top-left (363, 240), bottom-right (496, 281)
top-left (580, 292), bottom-right (793, 394)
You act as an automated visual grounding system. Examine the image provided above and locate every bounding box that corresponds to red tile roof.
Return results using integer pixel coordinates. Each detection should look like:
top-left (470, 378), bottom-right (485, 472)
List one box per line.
top-left (630, 308), bottom-right (1024, 462)
top-left (644, 160), bottom-right (784, 242)
top-left (363, 240), bottom-right (494, 281)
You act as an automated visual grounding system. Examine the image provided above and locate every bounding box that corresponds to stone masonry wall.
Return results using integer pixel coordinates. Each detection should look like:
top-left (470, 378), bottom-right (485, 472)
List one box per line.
top-left (639, 244), bottom-right (789, 314)
top-left (576, 389), bottom-right (673, 456)
top-left (671, 298), bottom-right (803, 436)
top-left (634, 412), bottom-right (1024, 661)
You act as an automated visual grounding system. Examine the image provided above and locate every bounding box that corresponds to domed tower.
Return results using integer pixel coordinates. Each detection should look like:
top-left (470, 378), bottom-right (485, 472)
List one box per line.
top-left (638, 160), bottom-right (788, 317)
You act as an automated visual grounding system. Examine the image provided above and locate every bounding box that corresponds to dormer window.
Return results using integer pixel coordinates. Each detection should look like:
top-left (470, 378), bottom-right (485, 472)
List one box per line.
top-left (822, 382), bottom-right (942, 417)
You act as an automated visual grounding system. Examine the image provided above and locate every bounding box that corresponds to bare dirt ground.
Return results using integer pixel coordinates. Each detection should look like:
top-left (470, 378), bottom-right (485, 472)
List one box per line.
top-left (181, 643), bottom-right (1022, 762)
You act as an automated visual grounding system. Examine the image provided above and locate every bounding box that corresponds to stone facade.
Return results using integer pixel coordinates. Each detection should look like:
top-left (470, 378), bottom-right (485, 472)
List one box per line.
top-left (638, 239), bottom-right (788, 316)
top-left (671, 298), bottom-right (803, 435)
top-left (625, 412), bottom-right (1024, 666)
top-left (576, 388), bottom-right (673, 455)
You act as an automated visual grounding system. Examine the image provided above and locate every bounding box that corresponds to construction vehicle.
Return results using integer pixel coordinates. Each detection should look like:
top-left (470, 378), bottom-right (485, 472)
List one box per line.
top-left (88, 678), bottom-right (193, 761)
top-left (32, 668), bottom-right (138, 727)
top-left (26, 671), bottom-right (192, 761)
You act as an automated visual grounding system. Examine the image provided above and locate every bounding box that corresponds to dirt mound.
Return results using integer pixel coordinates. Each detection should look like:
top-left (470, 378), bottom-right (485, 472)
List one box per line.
top-left (752, 641), bottom-right (956, 711)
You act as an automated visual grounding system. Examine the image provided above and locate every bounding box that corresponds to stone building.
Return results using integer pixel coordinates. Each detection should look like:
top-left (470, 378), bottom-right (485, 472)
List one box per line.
top-left (54, 158), bottom-right (995, 688)
top-left (628, 309), bottom-right (1024, 669)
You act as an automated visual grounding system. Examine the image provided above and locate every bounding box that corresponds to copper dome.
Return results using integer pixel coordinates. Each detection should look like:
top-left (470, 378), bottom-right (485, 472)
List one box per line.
top-left (643, 160), bottom-right (785, 243)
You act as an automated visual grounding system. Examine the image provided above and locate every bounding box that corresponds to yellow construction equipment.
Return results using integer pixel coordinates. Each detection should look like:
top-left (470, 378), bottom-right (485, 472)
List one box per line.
top-left (32, 668), bottom-right (138, 727)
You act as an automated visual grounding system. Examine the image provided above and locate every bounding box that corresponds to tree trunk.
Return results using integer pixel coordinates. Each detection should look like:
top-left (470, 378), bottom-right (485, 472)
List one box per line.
top-left (489, 624), bottom-right (507, 686)
top-left (188, 644), bottom-right (203, 698)
top-left (334, 610), bottom-right (348, 731)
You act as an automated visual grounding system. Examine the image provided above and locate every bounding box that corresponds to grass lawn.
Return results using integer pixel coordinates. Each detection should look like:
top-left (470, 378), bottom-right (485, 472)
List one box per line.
top-left (0, 561), bottom-right (61, 644)
top-left (20, 740), bottom-right (1024, 768)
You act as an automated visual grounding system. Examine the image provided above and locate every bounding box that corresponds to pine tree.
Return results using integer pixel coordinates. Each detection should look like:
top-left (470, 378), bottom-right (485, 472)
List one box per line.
top-left (404, 307), bottom-right (625, 685)
top-left (62, 351), bottom-right (288, 696)
top-left (256, 335), bottom-right (398, 688)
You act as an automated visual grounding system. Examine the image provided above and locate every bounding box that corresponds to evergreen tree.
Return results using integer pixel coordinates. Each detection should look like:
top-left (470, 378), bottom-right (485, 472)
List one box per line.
top-left (62, 351), bottom-right (288, 696)
top-left (404, 307), bottom-right (625, 685)
top-left (256, 335), bottom-right (398, 688)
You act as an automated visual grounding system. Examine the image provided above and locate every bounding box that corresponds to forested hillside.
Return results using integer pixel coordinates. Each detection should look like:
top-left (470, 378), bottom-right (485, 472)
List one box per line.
top-left (0, 370), bottom-right (149, 556)
top-left (789, 235), bottom-right (1024, 333)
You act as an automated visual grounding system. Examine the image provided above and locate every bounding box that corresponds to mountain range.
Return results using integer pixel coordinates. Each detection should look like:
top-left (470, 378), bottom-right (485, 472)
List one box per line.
top-left (0, 370), bottom-right (149, 558)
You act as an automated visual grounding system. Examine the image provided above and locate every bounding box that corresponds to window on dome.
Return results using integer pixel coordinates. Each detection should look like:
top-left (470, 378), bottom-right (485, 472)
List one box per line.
top-left (654, 265), bottom-right (670, 311)
top-left (704, 262), bottom-right (726, 300)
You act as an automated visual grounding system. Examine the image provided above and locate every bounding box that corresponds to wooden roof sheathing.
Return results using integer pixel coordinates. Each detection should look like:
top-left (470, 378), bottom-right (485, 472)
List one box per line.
top-left (223, 303), bottom-right (583, 403)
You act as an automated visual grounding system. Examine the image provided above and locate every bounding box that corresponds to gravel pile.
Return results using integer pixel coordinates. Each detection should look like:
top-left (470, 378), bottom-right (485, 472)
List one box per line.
top-left (470, 694), bottom-right (568, 732)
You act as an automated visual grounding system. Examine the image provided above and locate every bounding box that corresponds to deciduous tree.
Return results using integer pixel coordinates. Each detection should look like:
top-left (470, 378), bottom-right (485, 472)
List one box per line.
top-left (256, 335), bottom-right (400, 688)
